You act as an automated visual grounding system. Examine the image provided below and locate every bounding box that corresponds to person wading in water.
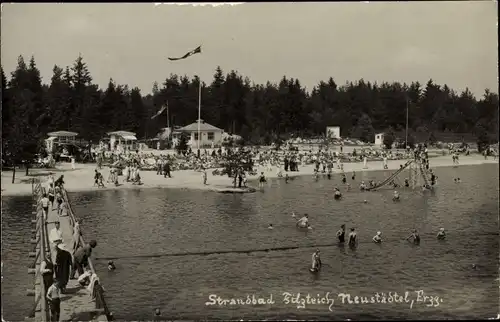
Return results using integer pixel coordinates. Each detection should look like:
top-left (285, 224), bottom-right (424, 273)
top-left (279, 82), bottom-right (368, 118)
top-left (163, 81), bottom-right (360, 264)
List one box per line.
top-left (348, 228), bottom-right (357, 248)
top-left (407, 229), bottom-right (421, 245)
top-left (336, 224), bottom-right (346, 244)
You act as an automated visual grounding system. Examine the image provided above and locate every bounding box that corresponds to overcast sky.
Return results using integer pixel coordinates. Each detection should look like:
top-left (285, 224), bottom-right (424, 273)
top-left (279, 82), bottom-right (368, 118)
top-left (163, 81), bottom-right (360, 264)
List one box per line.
top-left (1, 2), bottom-right (498, 97)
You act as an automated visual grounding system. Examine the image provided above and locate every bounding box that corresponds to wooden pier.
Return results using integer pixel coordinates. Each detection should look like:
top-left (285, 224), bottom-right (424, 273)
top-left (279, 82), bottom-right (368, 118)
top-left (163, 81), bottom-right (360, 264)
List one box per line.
top-left (26, 179), bottom-right (112, 322)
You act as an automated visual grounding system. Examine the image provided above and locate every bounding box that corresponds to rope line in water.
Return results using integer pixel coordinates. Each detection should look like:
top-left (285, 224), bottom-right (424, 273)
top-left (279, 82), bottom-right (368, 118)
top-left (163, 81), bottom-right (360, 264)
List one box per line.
top-left (95, 232), bottom-right (499, 261)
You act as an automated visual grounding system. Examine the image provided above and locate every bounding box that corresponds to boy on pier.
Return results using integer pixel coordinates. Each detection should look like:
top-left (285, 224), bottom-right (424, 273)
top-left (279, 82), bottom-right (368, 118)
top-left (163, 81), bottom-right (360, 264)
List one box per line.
top-left (46, 280), bottom-right (61, 322)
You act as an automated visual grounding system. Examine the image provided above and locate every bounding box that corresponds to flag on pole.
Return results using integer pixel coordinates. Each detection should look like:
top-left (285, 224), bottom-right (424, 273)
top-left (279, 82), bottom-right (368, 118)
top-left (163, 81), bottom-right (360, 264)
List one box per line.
top-left (151, 105), bottom-right (167, 120)
top-left (168, 46), bottom-right (202, 61)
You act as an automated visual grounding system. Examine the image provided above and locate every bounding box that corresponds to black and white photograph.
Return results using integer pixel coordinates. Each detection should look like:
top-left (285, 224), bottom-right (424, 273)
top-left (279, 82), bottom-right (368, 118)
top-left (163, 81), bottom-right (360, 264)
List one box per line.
top-left (1, 2), bottom-right (498, 321)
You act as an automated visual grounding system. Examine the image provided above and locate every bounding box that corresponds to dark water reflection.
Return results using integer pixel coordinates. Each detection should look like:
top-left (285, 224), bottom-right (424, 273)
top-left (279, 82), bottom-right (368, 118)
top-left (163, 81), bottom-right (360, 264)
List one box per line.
top-left (2, 164), bottom-right (499, 320)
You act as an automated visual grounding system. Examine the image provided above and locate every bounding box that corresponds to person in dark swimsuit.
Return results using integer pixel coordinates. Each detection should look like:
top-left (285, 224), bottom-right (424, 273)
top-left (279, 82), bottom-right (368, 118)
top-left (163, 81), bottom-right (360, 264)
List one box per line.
top-left (336, 224), bottom-right (346, 244)
top-left (436, 228), bottom-right (446, 240)
top-left (348, 228), bottom-right (357, 248)
top-left (258, 172), bottom-right (266, 188)
top-left (342, 174), bottom-right (347, 184)
top-left (351, 172), bottom-right (356, 180)
top-left (406, 229), bottom-right (420, 245)
top-left (48, 188), bottom-right (55, 210)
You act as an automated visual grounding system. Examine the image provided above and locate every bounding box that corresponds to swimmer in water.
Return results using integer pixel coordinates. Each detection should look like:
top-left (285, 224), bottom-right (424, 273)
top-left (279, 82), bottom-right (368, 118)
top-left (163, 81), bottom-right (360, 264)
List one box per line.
top-left (268, 224), bottom-right (274, 230)
top-left (108, 260), bottom-right (116, 271)
top-left (334, 188), bottom-right (342, 199)
top-left (406, 229), bottom-right (420, 245)
top-left (346, 183), bottom-right (351, 191)
top-left (456, 178), bottom-right (461, 183)
top-left (336, 224), bottom-right (346, 244)
top-left (404, 178), bottom-right (410, 187)
top-left (348, 228), bottom-right (357, 248)
top-left (360, 181), bottom-right (366, 191)
top-left (291, 212), bottom-right (296, 218)
top-left (311, 249), bottom-right (321, 271)
top-left (296, 214), bottom-right (309, 228)
top-left (393, 190), bottom-right (400, 201)
top-left (342, 174), bottom-right (347, 184)
top-left (372, 231), bottom-right (382, 243)
top-left (285, 173), bottom-right (289, 183)
top-left (437, 228), bottom-right (446, 240)
top-left (352, 171), bottom-right (356, 180)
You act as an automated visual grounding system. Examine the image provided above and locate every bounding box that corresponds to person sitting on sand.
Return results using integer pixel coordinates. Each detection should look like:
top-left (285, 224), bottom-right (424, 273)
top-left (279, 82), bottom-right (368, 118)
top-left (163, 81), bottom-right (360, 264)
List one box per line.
top-left (360, 181), bottom-right (367, 191)
top-left (372, 231), bottom-right (382, 243)
top-left (437, 228), bottom-right (446, 240)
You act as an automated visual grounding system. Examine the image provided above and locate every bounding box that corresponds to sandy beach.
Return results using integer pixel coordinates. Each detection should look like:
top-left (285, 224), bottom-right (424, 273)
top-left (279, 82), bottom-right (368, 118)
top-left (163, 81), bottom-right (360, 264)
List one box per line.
top-left (1, 154), bottom-right (497, 197)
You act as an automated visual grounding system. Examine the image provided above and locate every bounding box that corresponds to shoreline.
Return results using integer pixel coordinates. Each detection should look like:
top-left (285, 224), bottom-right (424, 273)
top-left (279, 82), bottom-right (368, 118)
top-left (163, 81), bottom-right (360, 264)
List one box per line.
top-left (1, 155), bottom-right (497, 197)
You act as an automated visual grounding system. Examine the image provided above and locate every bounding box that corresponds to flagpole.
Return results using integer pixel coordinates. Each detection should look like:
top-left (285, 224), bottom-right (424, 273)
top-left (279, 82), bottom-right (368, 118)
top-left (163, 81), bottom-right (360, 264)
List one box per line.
top-left (405, 97), bottom-right (409, 148)
top-left (198, 79), bottom-right (201, 152)
top-left (166, 101), bottom-right (170, 138)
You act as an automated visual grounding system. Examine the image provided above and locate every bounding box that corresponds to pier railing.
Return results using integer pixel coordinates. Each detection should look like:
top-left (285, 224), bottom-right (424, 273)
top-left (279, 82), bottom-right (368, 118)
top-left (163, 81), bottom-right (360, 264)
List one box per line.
top-left (27, 179), bottom-right (50, 321)
top-left (62, 187), bottom-right (112, 320)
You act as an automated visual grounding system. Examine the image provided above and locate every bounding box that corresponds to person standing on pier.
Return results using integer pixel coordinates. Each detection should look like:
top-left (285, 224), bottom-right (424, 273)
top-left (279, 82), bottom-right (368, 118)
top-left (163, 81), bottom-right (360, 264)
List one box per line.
top-left (71, 240), bottom-right (97, 279)
top-left (40, 193), bottom-right (50, 220)
top-left (46, 280), bottom-right (61, 322)
top-left (49, 221), bottom-right (63, 259)
top-left (55, 243), bottom-right (72, 293)
top-left (40, 258), bottom-right (54, 293)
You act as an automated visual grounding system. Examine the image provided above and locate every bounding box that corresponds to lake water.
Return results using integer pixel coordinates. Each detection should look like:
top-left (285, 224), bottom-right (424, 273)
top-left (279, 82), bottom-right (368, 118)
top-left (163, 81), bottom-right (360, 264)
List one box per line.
top-left (2, 164), bottom-right (499, 320)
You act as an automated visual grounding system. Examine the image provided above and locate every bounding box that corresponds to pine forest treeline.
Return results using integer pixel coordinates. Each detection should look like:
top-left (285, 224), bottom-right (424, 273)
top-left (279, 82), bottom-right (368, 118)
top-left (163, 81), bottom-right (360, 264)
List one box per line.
top-left (1, 54), bottom-right (498, 165)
